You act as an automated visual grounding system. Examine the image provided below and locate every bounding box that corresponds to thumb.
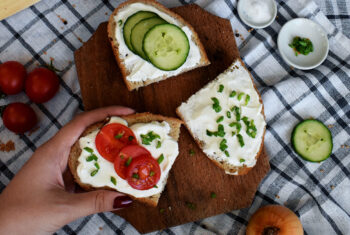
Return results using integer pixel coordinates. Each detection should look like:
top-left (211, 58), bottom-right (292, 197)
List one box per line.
top-left (66, 190), bottom-right (133, 221)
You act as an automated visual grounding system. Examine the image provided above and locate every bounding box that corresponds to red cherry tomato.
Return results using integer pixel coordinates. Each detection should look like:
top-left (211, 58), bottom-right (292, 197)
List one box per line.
top-left (126, 155), bottom-right (161, 190)
top-left (2, 103), bottom-right (37, 133)
top-left (25, 67), bottom-right (59, 103)
top-left (0, 61), bottom-right (27, 95)
top-left (114, 145), bottom-right (151, 179)
top-left (95, 123), bottom-right (137, 162)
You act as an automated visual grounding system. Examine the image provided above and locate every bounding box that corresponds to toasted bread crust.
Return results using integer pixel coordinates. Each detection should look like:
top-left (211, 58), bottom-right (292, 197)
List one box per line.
top-left (176, 58), bottom-right (266, 175)
top-left (107, 0), bottom-right (210, 91)
top-left (68, 113), bottom-right (182, 207)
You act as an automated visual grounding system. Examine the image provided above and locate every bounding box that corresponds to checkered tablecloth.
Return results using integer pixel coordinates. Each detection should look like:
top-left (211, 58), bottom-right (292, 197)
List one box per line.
top-left (0, 0), bottom-right (349, 234)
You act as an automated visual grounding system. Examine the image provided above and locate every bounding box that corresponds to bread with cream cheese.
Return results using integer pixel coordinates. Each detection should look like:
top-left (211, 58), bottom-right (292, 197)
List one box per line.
top-left (107, 0), bottom-right (210, 91)
top-left (68, 113), bottom-right (182, 207)
top-left (177, 59), bottom-right (266, 175)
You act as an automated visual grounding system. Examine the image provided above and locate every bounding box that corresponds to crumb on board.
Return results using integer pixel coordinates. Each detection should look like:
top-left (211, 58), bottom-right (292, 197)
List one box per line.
top-left (330, 185), bottom-right (335, 190)
top-left (327, 124), bottom-right (334, 128)
top-left (290, 66), bottom-right (294, 70)
top-left (43, 51), bottom-right (47, 55)
top-left (57, 15), bottom-right (68, 25)
top-left (50, 57), bottom-right (55, 61)
top-left (105, 12), bottom-right (109, 16)
top-left (72, 4), bottom-right (76, 8)
top-left (248, 28), bottom-right (253, 33)
top-left (99, 227), bottom-right (103, 231)
top-left (0, 140), bottom-right (15, 152)
top-left (320, 169), bottom-right (325, 173)
top-left (275, 195), bottom-right (280, 199)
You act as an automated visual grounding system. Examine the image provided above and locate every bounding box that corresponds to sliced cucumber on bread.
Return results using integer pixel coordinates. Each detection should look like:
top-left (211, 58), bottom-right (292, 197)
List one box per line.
top-left (123, 11), bottom-right (157, 52)
top-left (291, 119), bottom-right (333, 162)
top-left (143, 24), bottom-right (190, 70)
top-left (130, 16), bottom-right (167, 59)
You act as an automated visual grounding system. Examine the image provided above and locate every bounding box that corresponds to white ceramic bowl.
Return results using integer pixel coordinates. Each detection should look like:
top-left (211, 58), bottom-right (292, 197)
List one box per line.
top-left (237, 0), bottom-right (277, 29)
top-left (277, 18), bottom-right (329, 70)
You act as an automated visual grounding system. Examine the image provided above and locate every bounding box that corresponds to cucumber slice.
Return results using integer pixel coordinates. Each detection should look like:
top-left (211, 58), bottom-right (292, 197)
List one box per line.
top-left (130, 17), bottom-right (167, 59)
top-left (143, 24), bottom-right (190, 71)
top-left (123, 11), bottom-right (157, 52)
top-left (291, 119), bottom-right (333, 162)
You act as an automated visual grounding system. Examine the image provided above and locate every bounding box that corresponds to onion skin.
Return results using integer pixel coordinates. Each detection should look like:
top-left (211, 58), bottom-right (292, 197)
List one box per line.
top-left (246, 205), bottom-right (303, 235)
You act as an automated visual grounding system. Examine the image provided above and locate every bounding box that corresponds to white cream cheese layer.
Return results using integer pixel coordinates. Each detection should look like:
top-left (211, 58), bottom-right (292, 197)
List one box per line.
top-left (178, 61), bottom-right (266, 174)
top-left (76, 117), bottom-right (179, 198)
top-left (114, 2), bottom-right (201, 82)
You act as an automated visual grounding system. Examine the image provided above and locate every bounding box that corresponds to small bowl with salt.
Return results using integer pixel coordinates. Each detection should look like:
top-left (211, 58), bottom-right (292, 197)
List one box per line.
top-left (237, 0), bottom-right (277, 29)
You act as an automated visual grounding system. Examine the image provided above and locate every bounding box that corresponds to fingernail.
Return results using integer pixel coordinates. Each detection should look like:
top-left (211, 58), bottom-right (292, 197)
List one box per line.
top-left (113, 196), bottom-right (133, 209)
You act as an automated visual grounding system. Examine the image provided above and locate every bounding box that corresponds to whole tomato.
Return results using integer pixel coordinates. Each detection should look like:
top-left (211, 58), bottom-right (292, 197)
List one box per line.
top-left (0, 61), bottom-right (27, 95)
top-left (2, 103), bottom-right (37, 133)
top-left (25, 67), bottom-right (59, 103)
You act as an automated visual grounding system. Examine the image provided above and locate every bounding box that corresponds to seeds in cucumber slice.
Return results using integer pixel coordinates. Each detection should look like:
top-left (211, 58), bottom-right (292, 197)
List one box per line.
top-left (130, 17), bottom-right (167, 59)
top-left (291, 119), bottom-right (333, 162)
top-left (123, 11), bottom-right (157, 52)
top-left (143, 24), bottom-right (190, 71)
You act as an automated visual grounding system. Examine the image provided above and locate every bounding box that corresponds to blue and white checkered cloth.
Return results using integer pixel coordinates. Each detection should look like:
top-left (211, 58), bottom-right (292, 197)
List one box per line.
top-left (0, 0), bottom-right (349, 234)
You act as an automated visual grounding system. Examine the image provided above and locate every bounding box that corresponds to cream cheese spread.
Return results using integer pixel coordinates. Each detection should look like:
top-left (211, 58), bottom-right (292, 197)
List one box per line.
top-left (76, 117), bottom-right (179, 198)
top-left (114, 2), bottom-right (201, 82)
top-left (178, 60), bottom-right (266, 174)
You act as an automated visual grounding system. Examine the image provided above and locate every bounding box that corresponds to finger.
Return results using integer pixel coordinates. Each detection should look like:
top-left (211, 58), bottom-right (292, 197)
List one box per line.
top-left (64, 190), bottom-right (133, 222)
top-left (54, 106), bottom-right (134, 147)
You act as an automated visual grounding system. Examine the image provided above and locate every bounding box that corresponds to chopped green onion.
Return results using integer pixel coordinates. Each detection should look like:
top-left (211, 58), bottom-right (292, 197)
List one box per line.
top-left (120, 155), bottom-right (124, 159)
top-left (185, 202), bottom-right (196, 210)
top-left (156, 141), bottom-right (162, 149)
top-left (245, 95), bottom-right (250, 106)
top-left (132, 173), bottom-right (139, 179)
top-left (232, 131), bottom-right (236, 136)
top-left (115, 133), bottom-right (123, 139)
top-left (229, 122), bottom-right (241, 133)
top-left (125, 157), bottom-right (132, 166)
top-left (150, 171), bottom-right (155, 176)
top-left (218, 84), bottom-right (224, 93)
top-left (141, 131), bottom-right (160, 145)
top-left (216, 116), bottom-right (224, 123)
top-left (289, 36), bottom-right (313, 56)
top-left (219, 139), bottom-right (228, 151)
top-left (118, 20), bottom-right (123, 26)
top-left (224, 150), bottom-right (230, 157)
top-left (91, 169), bottom-right (98, 176)
top-left (210, 192), bottom-right (217, 198)
top-left (94, 162), bottom-right (100, 169)
top-left (128, 136), bottom-right (134, 141)
top-left (206, 124), bottom-right (225, 137)
top-left (211, 97), bottom-right (222, 113)
top-left (86, 154), bottom-right (97, 162)
top-left (240, 159), bottom-right (245, 163)
top-left (237, 134), bottom-right (245, 147)
top-left (189, 149), bottom-right (195, 156)
top-left (111, 176), bottom-right (117, 185)
top-left (158, 154), bottom-right (164, 164)
top-left (242, 117), bottom-right (257, 138)
top-left (159, 208), bottom-right (165, 213)
top-left (231, 106), bottom-right (241, 121)
top-left (229, 90), bottom-right (237, 98)
top-left (237, 93), bottom-right (244, 101)
top-left (154, 185), bottom-right (158, 188)
top-left (84, 147), bottom-right (93, 153)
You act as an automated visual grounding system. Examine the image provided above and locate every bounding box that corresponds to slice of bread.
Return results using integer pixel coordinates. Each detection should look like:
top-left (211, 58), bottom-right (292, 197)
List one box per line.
top-left (176, 59), bottom-right (266, 175)
top-left (107, 0), bottom-right (210, 91)
top-left (68, 113), bottom-right (182, 207)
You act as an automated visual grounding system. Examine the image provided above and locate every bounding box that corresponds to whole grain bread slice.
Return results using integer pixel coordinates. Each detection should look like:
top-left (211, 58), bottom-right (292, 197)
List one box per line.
top-left (107, 0), bottom-right (210, 91)
top-left (68, 113), bottom-right (182, 207)
top-left (176, 58), bottom-right (266, 175)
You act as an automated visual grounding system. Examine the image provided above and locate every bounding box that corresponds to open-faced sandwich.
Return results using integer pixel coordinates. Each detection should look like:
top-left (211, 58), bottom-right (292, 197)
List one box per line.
top-left (107, 0), bottom-right (210, 91)
top-left (69, 113), bottom-right (182, 207)
top-left (177, 59), bottom-right (266, 175)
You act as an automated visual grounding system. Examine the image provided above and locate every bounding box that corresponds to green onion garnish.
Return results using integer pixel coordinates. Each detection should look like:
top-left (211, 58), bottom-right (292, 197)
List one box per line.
top-left (218, 84), bottom-right (224, 93)
top-left (185, 202), bottom-right (196, 210)
top-left (115, 133), bottom-right (123, 139)
top-left (90, 169), bottom-right (98, 177)
top-left (226, 111), bottom-right (231, 118)
top-left (128, 136), bottom-right (134, 141)
top-left (219, 139), bottom-right (228, 151)
top-left (150, 171), bottom-right (155, 176)
top-left (245, 95), bottom-right (250, 106)
top-left (84, 147), bottom-right (93, 153)
top-left (156, 141), bottom-right (162, 149)
top-left (211, 97), bottom-right (222, 113)
top-left (237, 134), bottom-right (245, 147)
top-left (229, 122), bottom-right (241, 133)
top-left (231, 106), bottom-right (241, 121)
top-left (125, 157), bottom-right (132, 166)
top-left (289, 36), bottom-right (313, 56)
top-left (224, 150), bottom-right (230, 157)
top-left (206, 124), bottom-right (225, 137)
top-left (210, 192), bottom-right (217, 198)
top-left (240, 159), bottom-right (245, 163)
top-left (86, 155), bottom-right (97, 162)
top-left (160, 208), bottom-right (165, 213)
top-left (229, 90), bottom-right (237, 98)
top-left (132, 173), bottom-right (139, 179)
top-left (189, 149), bottom-right (195, 156)
top-left (154, 185), bottom-right (158, 188)
top-left (111, 176), bottom-right (117, 185)
top-left (158, 154), bottom-right (164, 164)
top-left (118, 20), bottom-right (123, 26)
top-left (237, 93), bottom-right (244, 101)
top-left (94, 162), bottom-right (100, 169)
top-left (216, 116), bottom-right (224, 123)
top-left (141, 131), bottom-right (160, 145)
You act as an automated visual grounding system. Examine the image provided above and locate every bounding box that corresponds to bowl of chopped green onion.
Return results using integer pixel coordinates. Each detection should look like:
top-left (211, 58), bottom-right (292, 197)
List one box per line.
top-left (277, 18), bottom-right (329, 70)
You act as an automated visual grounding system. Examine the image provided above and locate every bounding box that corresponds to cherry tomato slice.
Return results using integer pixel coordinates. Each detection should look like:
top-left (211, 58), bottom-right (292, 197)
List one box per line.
top-left (126, 155), bottom-right (161, 190)
top-left (95, 123), bottom-right (137, 162)
top-left (114, 145), bottom-right (151, 179)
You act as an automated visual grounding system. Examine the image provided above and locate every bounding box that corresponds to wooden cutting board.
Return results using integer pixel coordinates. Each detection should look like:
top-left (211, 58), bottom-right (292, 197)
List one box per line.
top-left (0, 0), bottom-right (40, 20)
top-left (74, 4), bottom-right (270, 234)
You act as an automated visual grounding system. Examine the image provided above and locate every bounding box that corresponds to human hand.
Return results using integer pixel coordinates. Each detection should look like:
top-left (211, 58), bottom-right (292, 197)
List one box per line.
top-left (0, 106), bottom-right (135, 235)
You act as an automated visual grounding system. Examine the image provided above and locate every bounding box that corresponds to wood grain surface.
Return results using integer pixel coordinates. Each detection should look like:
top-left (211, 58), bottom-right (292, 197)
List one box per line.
top-left (0, 0), bottom-right (40, 20)
top-left (74, 4), bottom-right (270, 234)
